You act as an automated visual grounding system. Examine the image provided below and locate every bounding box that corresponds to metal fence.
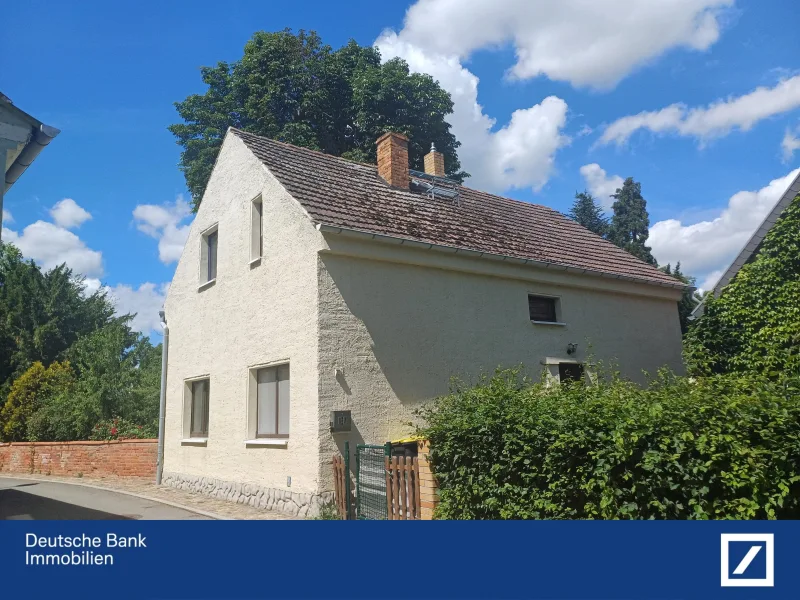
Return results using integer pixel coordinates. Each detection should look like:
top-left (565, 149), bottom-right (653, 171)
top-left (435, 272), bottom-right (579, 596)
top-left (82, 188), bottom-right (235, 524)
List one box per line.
top-left (356, 444), bottom-right (390, 520)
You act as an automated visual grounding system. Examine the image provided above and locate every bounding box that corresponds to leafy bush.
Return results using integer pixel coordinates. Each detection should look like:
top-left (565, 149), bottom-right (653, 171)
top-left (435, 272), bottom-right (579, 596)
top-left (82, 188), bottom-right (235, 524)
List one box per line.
top-left (418, 368), bottom-right (800, 520)
top-left (89, 417), bottom-right (157, 441)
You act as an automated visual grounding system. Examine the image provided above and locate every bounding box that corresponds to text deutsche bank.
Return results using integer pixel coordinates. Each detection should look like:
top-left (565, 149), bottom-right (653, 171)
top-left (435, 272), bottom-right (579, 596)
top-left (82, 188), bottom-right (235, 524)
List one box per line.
top-left (25, 533), bottom-right (147, 566)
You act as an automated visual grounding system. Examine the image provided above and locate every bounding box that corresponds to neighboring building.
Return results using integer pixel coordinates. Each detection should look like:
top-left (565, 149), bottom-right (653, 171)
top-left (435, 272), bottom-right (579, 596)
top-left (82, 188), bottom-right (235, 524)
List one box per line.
top-left (1, 92), bottom-right (61, 238)
top-left (692, 170), bottom-right (800, 318)
top-left (162, 128), bottom-right (685, 515)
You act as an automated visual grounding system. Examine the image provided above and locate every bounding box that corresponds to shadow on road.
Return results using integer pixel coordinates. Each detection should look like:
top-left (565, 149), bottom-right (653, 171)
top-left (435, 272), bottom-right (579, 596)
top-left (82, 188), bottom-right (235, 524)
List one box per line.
top-left (0, 487), bottom-right (133, 520)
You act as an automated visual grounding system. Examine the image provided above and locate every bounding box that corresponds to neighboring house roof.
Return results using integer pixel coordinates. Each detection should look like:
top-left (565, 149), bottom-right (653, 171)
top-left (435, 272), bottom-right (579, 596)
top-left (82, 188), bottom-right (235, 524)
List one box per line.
top-left (232, 128), bottom-right (683, 289)
top-left (691, 170), bottom-right (800, 318)
top-left (1, 91), bottom-right (61, 193)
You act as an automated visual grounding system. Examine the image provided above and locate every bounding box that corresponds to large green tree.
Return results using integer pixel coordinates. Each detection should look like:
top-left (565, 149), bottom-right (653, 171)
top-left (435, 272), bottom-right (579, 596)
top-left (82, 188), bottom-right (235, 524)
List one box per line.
top-left (568, 191), bottom-right (608, 237)
top-left (685, 194), bottom-right (800, 377)
top-left (661, 262), bottom-right (701, 334)
top-left (608, 177), bottom-right (657, 265)
top-left (170, 29), bottom-right (466, 210)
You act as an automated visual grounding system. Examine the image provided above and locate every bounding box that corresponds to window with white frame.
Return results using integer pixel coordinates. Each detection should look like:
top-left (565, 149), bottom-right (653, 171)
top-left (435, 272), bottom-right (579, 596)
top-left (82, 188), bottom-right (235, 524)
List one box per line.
top-left (252, 364), bottom-right (289, 438)
top-left (250, 195), bottom-right (263, 262)
top-left (186, 378), bottom-right (210, 438)
top-left (200, 225), bottom-right (218, 284)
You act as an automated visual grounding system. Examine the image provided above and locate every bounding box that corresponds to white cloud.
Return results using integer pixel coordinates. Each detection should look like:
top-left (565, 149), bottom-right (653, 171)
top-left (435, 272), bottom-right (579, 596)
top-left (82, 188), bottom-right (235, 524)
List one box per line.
top-left (2, 209), bottom-right (12, 225)
top-left (649, 168), bottom-right (800, 289)
top-left (50, 198), bottom-right (92, 228)
top-left (600, 74), bottom-right (800, 145)
top-left (2, 220), bottom-right (103, 277)
top-left (376, 32), bottom-right (570, 193)
top-left (105, 282), bottom-right (169, 335)
top-left (392, 0), bottom-right (732, 89)
top-left (579, 164), bottom-right (624, 209)
top-left (782, 125), bottom-right (800, 162)
top-left (133, 195), bottom-right (192, 264)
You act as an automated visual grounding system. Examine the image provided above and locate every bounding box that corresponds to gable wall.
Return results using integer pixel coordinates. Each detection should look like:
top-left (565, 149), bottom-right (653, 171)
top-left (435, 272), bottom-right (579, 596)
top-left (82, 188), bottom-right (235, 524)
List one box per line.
top-left (163, 135), bottom-right (326, 502)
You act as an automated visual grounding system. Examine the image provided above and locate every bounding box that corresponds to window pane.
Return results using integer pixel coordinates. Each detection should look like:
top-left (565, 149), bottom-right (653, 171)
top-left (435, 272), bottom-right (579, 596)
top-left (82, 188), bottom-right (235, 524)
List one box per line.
top-left (191, 380), bottom-right (208, 436)
top-left (277, 365), bottom-right (290, 435)
top-left (558, 363), bottom-right (584, 383)
top-left (257, 368), bottom-right (277, 435)
top-left (528, 295), bottom-right (557, 322)
top-left (207, 231), bottom-right (218, 280)
top-left (256, 201), bottom-right (263, 257)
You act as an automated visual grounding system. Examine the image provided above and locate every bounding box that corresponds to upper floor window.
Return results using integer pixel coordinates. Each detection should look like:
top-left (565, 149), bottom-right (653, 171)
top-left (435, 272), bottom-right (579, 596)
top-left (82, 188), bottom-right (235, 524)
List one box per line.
top-left (200, 225), bottom-right (218, 285)
top-left (250, 195), bottom-right (263, 262)
top-left (528, 294), bottom-right (558, 323)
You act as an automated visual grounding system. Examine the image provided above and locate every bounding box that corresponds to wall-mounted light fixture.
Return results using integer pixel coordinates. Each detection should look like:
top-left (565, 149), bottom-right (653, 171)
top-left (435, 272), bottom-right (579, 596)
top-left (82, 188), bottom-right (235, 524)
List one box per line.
top-left (567, 343), bottom-right (578, 355)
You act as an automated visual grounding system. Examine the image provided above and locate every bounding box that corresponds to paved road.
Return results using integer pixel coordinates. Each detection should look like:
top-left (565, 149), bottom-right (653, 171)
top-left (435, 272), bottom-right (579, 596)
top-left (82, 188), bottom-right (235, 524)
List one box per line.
top-left (0, 478), bottom-right (213, 520)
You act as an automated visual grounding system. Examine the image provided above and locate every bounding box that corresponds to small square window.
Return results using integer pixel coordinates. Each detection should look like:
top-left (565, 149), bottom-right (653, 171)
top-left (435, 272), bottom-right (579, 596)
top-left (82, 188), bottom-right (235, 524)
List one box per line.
top-left (528, 295), bottom-right (557, 322)
top-left (558, 363), bottom-right (584, 384)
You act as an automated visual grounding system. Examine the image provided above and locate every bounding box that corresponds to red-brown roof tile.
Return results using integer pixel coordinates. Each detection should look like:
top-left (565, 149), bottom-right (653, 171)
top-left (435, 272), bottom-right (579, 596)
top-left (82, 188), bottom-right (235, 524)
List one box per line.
top-left (232, 128), bottom-right (682, 288)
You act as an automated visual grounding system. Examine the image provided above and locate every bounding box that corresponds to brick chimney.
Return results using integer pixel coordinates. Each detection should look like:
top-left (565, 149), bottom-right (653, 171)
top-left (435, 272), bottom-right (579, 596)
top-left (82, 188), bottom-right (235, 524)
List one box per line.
top-left (376, 132), bottom-right (409, 189)
top-left (424, 143), bottom-right (446, 177)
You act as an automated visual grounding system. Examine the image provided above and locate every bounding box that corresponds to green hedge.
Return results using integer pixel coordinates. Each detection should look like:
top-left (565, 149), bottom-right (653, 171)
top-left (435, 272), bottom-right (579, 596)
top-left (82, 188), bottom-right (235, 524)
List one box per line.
top-left (418, 369), bottom-right (800, 519)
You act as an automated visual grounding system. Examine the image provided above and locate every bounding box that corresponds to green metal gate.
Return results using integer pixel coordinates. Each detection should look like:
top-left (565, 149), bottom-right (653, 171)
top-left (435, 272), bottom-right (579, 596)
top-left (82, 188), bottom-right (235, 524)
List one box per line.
top-left (356, 443), bottom-right (391, 520)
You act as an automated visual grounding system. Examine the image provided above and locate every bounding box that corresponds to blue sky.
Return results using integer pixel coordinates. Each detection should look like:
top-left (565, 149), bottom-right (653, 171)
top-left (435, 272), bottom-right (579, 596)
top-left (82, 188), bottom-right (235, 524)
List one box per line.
top-left (2, 0), bottom-right (799, 337)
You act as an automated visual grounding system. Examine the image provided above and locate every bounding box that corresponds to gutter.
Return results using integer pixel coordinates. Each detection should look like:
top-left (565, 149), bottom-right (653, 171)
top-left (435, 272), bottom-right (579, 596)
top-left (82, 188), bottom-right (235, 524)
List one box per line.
top-left (156, 310), bottom-right (169, 485)
top-left (4, 124), bottom-right (61, 193)
top-left (315, 223), bottom-right (688, 292)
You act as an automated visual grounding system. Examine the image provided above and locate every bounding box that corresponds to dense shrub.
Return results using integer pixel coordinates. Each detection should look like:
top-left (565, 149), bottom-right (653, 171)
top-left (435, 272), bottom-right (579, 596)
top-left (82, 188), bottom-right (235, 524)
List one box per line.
top-left (418, 369), bottom-right (800, 520)
top-left (89, 417), bottom-right (157, 441)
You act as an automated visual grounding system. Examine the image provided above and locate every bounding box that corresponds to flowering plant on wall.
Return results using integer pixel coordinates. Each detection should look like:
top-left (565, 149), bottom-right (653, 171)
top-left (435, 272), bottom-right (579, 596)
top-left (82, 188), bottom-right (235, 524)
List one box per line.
top-left (89, 417), bottom-right (156, 441)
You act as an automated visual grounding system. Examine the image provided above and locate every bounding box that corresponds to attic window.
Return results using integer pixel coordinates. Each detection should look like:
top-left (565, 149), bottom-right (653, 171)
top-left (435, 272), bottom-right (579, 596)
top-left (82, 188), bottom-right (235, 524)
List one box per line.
top-left (528, 295), bottom-right (557, 323)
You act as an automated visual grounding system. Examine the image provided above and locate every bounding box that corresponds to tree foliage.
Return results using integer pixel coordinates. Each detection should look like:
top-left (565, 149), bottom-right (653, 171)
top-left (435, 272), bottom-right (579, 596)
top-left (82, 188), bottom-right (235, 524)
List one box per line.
top-left (170, 29), bottom-right (466, 209)
top-left (608, 177), bottom-right (657, 265)
top-left (568, 191), bottom-right (608, 237)
top-left (419, 368), bottom-right (800, 520)
top-left (685, 194), bottom-right (800, 377)
top-left (0, 241), bottom-right (162, 442)
top-left (660, 262), bottom-right (701, 334)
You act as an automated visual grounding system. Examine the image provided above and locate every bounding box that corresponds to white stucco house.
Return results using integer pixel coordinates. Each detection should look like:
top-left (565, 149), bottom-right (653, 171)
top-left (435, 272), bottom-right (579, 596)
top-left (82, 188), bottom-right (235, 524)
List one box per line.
top-left (161, 128), bottom-right (685, 515)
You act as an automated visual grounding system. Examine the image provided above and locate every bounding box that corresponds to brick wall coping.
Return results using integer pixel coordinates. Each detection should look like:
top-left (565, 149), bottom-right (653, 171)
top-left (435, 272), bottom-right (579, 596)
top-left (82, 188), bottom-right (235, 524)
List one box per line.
top-left (0, 439), bottom-right (157, 447)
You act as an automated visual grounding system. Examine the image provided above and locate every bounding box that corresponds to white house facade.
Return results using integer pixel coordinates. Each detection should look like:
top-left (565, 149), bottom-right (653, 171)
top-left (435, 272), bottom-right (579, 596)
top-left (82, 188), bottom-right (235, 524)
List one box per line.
top-left (161, 129), bottom-right (685, 516)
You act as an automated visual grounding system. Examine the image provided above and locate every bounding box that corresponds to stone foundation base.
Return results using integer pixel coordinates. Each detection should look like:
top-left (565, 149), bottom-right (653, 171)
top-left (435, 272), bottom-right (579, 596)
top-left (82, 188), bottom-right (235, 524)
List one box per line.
top-left (162, 472), bottom-right (333, 518)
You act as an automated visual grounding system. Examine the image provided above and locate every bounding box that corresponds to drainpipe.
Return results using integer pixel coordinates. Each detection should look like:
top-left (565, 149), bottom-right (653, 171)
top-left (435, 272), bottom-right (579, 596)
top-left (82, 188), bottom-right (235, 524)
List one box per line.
top-left (156, 310), bottom-right (169, 485)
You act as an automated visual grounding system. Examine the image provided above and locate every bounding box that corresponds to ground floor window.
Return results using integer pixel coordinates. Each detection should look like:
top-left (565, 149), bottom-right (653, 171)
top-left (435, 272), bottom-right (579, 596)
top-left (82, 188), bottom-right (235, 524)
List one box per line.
top-left (558, 362), bottom-right (584, 383)
top-left (256, 364), bottom-right (290, 438)
top-left (189, 378), bottom-right (210, 437)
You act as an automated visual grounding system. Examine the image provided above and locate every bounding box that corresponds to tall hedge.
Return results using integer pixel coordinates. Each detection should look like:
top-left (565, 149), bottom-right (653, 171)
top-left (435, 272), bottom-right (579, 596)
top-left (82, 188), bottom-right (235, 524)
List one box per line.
top-left (418, 369), bottom-right (800, 519)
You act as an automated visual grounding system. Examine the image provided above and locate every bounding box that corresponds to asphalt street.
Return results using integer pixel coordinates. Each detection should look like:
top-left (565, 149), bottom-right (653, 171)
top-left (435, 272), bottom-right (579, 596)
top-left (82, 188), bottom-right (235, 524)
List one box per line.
top-left (0, 477), bottom-right (213, 520)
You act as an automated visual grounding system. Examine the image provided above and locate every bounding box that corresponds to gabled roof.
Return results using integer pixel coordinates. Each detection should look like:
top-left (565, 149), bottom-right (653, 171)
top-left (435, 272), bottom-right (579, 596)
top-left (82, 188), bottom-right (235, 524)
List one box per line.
top-left (231, 128), bottom-right (683, 289)
top-left (691, 170), bottom-right (800, 317)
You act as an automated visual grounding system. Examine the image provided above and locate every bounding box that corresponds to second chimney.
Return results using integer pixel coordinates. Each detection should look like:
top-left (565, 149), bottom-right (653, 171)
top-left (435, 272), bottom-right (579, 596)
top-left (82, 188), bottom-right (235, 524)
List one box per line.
top-left (424, 143), bottom-right (446, 177)
top-left (376, 132), bottom-right (409, 189)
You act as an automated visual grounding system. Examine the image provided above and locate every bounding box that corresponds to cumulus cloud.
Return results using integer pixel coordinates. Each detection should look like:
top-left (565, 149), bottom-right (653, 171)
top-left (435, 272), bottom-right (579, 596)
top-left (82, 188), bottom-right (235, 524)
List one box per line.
top-left (600, 74), bottom-right (800, 146)
top-left (782, 125), bottom-right (800, 162)
top-left (50, 198), bottom-right (92, 228)
top-left (105, 282), bottom-right (169, 335)
top-left (649, 168), bottom-right (800, 290)
top-left (133, 195), bottom-right (192, 264)
top-left (392, 0), bottom-right (732, 89)
top-left (376, 32), bottom-right (569, 193)
top-left (2, 209), bottom-right (12, 225)
top-left (579, 164), bottom-right (624, 209)
top-left (2, 219), bottom-right (103, 277)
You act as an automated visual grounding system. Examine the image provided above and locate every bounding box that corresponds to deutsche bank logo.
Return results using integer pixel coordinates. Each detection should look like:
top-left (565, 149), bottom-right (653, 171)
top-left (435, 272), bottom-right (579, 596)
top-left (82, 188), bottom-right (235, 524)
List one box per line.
top-left (720, 533), bottom-right (774, 587)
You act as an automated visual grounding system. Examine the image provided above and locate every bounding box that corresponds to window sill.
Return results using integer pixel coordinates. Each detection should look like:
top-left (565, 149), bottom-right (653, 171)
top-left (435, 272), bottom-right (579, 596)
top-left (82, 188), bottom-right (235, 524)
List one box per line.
top-left (249, 257), bottom-right (262, 267)
top-left (244, 439), bottom-right (288, 448)
top-left (181, 438), bottom-right (208, 446)
top-left (531, 320), bottom-right (567, 326)
top-left (198, 278), bottom-right (216, 291)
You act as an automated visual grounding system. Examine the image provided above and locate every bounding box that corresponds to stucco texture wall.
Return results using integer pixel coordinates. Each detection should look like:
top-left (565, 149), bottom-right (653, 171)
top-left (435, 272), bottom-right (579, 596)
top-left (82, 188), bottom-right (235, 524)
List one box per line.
top-left (316, 238), bottom-right (684, 489)
top-left (163, 134), bottom-right (325, 497)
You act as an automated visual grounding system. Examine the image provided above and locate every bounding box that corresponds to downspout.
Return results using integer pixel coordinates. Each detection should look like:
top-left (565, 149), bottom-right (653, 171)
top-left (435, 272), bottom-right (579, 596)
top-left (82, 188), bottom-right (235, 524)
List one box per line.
top-left (156, 310), bottom-right (169, 485)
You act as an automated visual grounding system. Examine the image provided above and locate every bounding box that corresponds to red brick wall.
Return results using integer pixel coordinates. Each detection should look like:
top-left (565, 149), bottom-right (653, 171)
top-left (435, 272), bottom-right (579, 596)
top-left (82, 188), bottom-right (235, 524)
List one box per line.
top-left (0, 439), bottom-right (157, 478)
